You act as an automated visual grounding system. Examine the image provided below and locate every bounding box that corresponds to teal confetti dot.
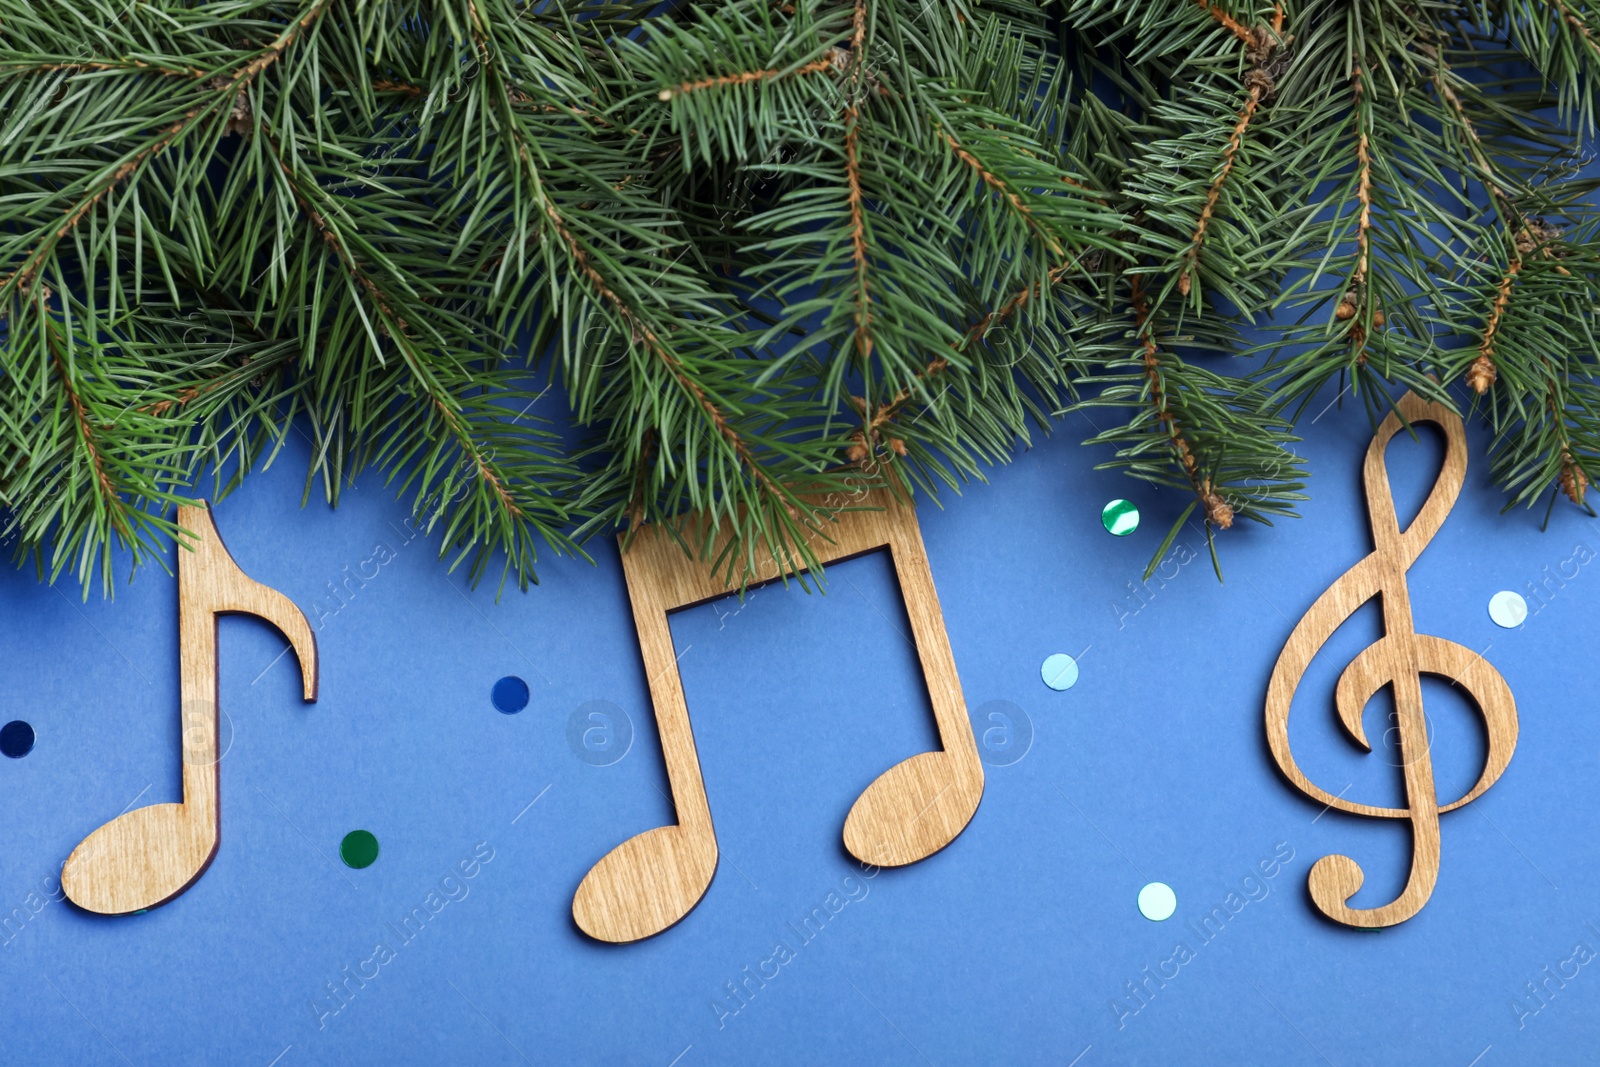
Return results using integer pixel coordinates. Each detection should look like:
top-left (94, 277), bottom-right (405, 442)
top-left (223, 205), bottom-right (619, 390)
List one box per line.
top-left (1138, 882), bottom-right (1177, 921)
top-left (340, 830), bottom-right (380, 869)
top-left (1488, 590), bottom-right (1527, 629)
top-left (1041, 653), bottom-right (1079, 692)
top-left (1102, 499), bottom-right (1139, 536)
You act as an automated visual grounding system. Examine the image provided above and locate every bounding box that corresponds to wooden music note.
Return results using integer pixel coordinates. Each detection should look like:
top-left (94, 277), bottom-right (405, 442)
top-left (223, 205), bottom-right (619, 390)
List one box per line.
top-left (1265, 391), bottom-right (1517, 928)
top-left (573, 487), bottom-right (984, 943)
top-left (62, 503), bottom-right (318, 914)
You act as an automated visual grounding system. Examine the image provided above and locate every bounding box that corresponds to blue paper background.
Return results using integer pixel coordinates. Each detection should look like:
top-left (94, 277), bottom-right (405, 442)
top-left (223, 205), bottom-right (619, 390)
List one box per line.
top-left (6, 44), bottom-right (1600, 1047)
top-left (4, 362), bottom-right (1599, 1066)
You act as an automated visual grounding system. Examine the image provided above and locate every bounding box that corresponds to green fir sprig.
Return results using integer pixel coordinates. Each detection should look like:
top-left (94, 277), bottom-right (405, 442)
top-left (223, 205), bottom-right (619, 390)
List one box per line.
top-left (3, 0), bottom-right (1599, 594)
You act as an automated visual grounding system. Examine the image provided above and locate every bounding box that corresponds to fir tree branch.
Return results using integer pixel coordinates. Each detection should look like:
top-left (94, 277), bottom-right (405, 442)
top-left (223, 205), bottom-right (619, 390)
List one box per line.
top-left (463, 11), bottom-right (805, 526)
top-left (2, 0), bottom-right (335, 299)
top-left (48, 320), bottom-right (133, 541)
top-left (1178, 79), bottom-right (1264, 297)
top-left (1130, 274), bottom-right (1233, 528)
top-left (939, 129), bottom-right (1065, 259)
top-left (1349, 59), bottom-right (1374, 303)
top-left (659, 56), bottom-right (837, 100)
top-left (3, 0), bottom-right (1597, 593)
top-left (1194, 0), bottom-right (1254, 43)
top-left (1176, 3), bottom-right (1287, 299)
top-left (256, 123), bottom-right (564, 579)
top-left (1472, 259), bottom-right (1521, 394)
top-left (2, 58), bottom-right (208, 78)
top-left (1549, 0), bottom-right (1600, 64)
top-left (845, 0), bottom-right (873, 360)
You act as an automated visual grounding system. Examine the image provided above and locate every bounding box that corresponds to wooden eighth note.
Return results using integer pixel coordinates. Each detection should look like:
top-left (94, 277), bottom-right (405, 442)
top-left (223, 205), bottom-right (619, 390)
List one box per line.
top-left (1265, 391), bottom-right (1517, 928)
top-left (573, 488), bottom-right (984, 943)
top-left (62, 503), bottom-right (318, 914)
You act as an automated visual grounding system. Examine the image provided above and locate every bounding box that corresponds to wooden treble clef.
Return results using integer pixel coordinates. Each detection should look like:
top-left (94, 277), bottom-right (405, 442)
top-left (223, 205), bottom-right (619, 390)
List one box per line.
top-left (1265, 391), bottom-right (1518, 928)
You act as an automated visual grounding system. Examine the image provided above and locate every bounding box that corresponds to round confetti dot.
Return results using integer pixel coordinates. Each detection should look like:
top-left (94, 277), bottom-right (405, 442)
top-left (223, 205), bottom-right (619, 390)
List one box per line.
top-left (1138, 882), bottom-right (1177, 922)
top-left (492, 675), bottom-right (530, 714)
top-left (340, 830), bottom-right (380, 869)
top-left (1041, 653), bottom-right (1079, 692)
top-left (1102, 499), bottom-right (1140, 536)
top-left (1488, 590), bottom-right (1528, 629)
top-left (0, 721), bottom-right (34, 759)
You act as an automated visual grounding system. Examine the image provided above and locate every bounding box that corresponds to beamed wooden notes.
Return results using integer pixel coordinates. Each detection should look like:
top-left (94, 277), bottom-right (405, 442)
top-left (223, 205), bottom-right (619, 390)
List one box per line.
top-left (573, 488), bottom-right (984, 943)
top-left (62, 504), bottom-right (318, 915)
top-left (1265, 391), bottom-right (1518, 928)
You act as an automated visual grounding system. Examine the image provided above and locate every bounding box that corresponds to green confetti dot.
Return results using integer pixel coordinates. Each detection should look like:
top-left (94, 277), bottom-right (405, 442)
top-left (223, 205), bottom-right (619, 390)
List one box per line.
top-left (340, 830), bottom-right (380, 869)
top-left (1102, 499), bottom-right (1139, 536)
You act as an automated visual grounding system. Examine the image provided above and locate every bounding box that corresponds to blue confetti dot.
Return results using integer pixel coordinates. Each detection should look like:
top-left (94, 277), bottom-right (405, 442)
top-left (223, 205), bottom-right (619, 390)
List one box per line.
top-left (492, 676), bottom-right (530, 714)
top-left (1041, 653), bottom-right (1079, 692)
top-left (0, 720), bottom-right (34, 758)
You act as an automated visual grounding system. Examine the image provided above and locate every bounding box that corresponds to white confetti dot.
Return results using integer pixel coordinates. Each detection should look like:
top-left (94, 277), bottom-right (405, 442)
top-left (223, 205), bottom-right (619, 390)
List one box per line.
top-left (1138, 882), bottom-right (1177, 922)
top-left (1488, 590), bottom-right (1527, 629)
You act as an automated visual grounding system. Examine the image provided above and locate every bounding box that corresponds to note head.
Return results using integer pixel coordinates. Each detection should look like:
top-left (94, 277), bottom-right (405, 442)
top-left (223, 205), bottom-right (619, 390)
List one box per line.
top-left (573, 824), bottom-right (718, 943)
top-left (62, 802), bottom-right (214, 915)
top-left (843, 750), bottom-right (982, 867)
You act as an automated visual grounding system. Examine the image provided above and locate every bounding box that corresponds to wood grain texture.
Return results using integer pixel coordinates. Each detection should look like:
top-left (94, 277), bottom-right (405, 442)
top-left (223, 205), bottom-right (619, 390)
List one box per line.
top-left (573, 487), bottom-right (983, 943)
top-left (62, 503), bottom-right (318, 915)
top-left (1265, 391), bottom-right (1517, 928)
